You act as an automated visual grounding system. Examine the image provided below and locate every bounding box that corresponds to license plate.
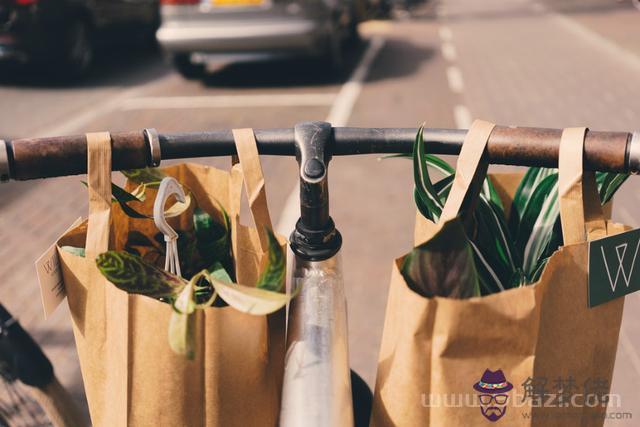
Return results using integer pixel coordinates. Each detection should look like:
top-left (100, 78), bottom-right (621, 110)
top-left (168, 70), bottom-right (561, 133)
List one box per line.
top-left (211, 0), bottom-right (265, 6)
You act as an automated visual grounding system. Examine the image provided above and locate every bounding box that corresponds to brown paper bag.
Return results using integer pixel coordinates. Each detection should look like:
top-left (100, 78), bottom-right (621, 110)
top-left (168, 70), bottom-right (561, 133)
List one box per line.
top-left (57, 129), bottom-right (285, 426)
top-left (371, 122), bottom-right (625, 427)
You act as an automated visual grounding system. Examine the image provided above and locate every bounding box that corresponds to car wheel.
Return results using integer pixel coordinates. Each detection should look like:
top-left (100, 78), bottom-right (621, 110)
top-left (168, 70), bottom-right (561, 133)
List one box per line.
top-left (172, 54), bottom-right (205, 79)
top-left (64, 20), bottom-right (93, 78)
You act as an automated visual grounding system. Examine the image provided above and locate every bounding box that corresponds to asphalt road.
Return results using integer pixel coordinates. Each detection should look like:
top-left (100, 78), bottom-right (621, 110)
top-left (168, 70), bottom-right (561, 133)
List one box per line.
top-left (1, 0), bottom-right (639, 424)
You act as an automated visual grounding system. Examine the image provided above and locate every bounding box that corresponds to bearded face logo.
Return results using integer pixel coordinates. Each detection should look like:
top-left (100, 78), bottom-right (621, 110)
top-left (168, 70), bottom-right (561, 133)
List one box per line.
top-left (473, 369), bottom-right (512, 422)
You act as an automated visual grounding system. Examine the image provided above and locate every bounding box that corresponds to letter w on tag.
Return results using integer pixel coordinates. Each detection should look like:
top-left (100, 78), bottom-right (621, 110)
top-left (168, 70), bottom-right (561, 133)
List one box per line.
top-left (589, 228), bottom-right (640, 307)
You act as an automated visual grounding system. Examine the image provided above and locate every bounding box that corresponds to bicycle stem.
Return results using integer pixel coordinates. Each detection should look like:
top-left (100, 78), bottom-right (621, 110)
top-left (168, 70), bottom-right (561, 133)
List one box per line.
top-left (290, 121), bottom-right (342, 261)
top-left (281, 121), bottom-right (353, 426)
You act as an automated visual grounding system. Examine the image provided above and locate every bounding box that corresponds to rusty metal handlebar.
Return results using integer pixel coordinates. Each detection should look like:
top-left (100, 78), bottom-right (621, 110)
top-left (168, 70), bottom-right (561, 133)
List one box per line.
top-left (1, 126), bottom-right (638, 181)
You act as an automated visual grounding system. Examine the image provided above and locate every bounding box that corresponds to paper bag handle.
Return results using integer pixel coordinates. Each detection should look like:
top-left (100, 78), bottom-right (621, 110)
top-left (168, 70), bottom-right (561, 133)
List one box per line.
top-left (558, 127), bottom-right (606, 245)
top-left (85, 132), bottom-right (113, 259)
top-left (230, 128), bottom-right (274, 253)
top-left (438, 120), bottom-right (496, 224)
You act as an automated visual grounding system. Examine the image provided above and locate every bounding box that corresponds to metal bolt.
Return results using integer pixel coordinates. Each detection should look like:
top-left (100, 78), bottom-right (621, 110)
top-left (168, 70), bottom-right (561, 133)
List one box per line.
top-left (303, 158), bottom-right (325, 180)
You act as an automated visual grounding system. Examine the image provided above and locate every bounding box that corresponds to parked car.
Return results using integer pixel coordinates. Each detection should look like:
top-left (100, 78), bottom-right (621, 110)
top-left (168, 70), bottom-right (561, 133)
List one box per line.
top-left (0, 0), bottom-right (159, 77)
top-left (156, 0), bottom-right (364, 78)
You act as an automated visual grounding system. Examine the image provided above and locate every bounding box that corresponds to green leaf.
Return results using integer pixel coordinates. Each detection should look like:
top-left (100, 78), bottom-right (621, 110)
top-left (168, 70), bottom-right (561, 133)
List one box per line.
top-left (125, 231), bottom-right (156, 248)
top-left (400, 219), bottom-right (480, 298)
top-left (193, 206), bottom-right (232, 274)
top-left (82, 181), bottom-right (150, 219)
top-left (121, 168), bottom-right (166, 186)
top-left (256, 229), bottom-right (285, 292)
top-left (211, 278), bottom-right (293, 315)
top-left (471, 195), bottom-right (521, 291)
top-left (519, 174), bottom-right (559, 277)
top-left (596, 172), bottom-right (629, 205)
top-left (509, 167), bottom-right (555, 236)
top-left (209, 262), bottom-right (233, 283)
top-left (96, 251), bottom-right (186, 298)
top-left (413, 125), bottom-right (444, 221)
top-left (468, 240), bottom-right (506, 294)
top-left (60, 246), bottom-right (85, 257)
top-left (482, 176), bottom-right (504, 212)
top-left (168, 279), bottom-right (196, 359)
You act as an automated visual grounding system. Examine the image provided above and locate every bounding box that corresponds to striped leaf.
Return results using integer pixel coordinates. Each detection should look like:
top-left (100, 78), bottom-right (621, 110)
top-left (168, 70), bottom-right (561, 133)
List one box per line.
top-left (518, 173), bottom-right (559, 277)
top-left (413, 125), bottom-right (444, 221)
top-left (96, 251), bottom-right (186, 298)
top-left (509, 167), bottom-right (556, 236)
top-left (472, 195), bottom-right (522, 291)
top-left (596, 172), bottom-right (629, 205)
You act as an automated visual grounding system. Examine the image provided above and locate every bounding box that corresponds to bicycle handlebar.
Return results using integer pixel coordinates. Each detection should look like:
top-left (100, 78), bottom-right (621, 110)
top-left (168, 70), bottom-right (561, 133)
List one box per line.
top-left (1, 125), bottom-right (638, 181)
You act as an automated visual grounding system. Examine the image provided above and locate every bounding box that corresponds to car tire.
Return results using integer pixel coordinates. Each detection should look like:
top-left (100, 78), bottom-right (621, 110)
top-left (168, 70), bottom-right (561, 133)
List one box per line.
top-left (172, 54), bottom-right (205, 79)
top-left (63, 19), bottom-right (94, 78)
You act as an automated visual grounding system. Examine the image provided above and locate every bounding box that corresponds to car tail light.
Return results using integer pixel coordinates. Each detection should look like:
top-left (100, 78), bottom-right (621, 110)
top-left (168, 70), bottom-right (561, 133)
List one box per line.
top-left (15, 0), bottom-right (38, 5)
top-left (160, 0), bottom-right (199, 4)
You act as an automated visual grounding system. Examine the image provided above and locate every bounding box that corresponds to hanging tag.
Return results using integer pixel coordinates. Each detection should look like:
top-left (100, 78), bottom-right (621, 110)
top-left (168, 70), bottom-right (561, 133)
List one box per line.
top-left (588, 228), bottom-right (640, 307)
top-left (35, 218), bottom-right (83, 319)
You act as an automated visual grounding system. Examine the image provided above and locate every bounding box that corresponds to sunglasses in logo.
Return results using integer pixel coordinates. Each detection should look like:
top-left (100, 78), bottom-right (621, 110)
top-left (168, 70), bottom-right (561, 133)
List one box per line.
top-left (479, 394), bottom-right (509, 405)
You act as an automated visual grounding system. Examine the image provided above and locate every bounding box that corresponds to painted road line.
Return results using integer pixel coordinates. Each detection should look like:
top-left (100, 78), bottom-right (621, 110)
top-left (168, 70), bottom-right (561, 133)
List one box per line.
top-left (446, 66), bottom-right (464, 93)
top-left (121, 93), bottom-right (337, 111)
top-left (441, 42), bottom-right (457, 61)
top-left (32, 74), bottom-right (176, 138)
top-left (454, 105), bottom-right (472, 129)
top-left (438, 26), bottom-right (453, 41)
top-left (276, 37), bottom-right (386, 236)
top-left (325, 36), bottom-right (386, 127)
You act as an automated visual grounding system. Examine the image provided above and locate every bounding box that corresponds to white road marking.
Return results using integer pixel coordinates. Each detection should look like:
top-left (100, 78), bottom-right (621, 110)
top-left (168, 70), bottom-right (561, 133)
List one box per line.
top-left (446, 66), bottom-right (464, 93)
top-left (454, 105), bottom-right (472, 129)
top-left (438, 26), bottom-right (453, 41)
top-left (325, 36), bottom-right (386, 127)
top-left (441, 42), bottom-right (457, 61)
top-left (619, 328), bottom-right (640, 377)
top-left (32, 74), bottom-right (176, 138)
top-left (121, 93), bottom-right (337, 111)
top-left (275, 37), bottom-right (386, 235)
top-left (547, 7), bottom-right (640, 72)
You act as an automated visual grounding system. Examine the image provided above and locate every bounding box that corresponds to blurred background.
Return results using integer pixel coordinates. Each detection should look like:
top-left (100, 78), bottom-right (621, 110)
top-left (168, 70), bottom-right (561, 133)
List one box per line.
top-left (1, 0), bottom-right (639, 424)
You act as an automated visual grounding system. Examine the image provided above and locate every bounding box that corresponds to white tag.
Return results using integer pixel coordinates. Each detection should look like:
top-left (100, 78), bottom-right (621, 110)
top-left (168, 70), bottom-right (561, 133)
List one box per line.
top-left (35, 218), bottom-right (83, 319)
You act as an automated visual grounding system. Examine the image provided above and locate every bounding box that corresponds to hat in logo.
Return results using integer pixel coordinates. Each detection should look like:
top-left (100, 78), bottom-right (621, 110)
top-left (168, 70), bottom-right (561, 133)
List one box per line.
top-left (473, 369), bottom-right (513, 394)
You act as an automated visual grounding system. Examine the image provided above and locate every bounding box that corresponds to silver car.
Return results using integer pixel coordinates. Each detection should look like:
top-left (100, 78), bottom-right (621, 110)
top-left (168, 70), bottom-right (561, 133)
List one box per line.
top-left (156, 0), bottom-right (362, 78)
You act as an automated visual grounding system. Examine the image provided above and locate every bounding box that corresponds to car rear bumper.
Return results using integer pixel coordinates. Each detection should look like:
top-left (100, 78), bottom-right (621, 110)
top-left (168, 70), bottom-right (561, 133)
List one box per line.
top-left (156, 18), bottom-right (326, 55)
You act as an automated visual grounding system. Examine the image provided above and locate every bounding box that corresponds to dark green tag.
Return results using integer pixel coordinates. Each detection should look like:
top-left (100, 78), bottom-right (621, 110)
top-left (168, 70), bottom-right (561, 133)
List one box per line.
top-left (588, 228), bottom-right (640, 307)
